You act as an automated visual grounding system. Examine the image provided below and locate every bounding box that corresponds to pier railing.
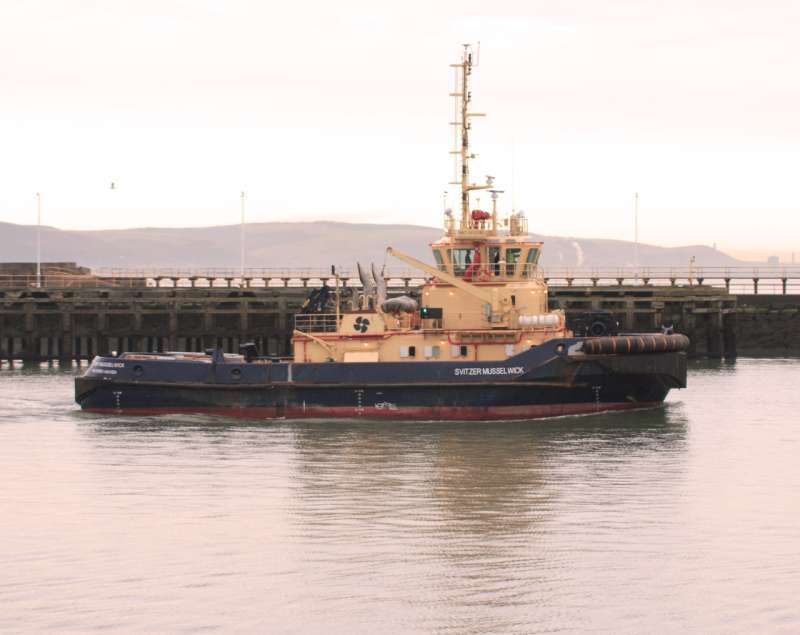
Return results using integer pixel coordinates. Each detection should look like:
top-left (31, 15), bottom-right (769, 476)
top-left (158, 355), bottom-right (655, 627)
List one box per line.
top-left (1, 266), bottom-right (800, 294)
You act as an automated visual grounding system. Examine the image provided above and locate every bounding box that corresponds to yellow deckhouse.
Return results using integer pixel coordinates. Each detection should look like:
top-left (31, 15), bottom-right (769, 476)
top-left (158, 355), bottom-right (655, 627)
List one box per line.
top-left (292, 45), bottom-right (568, 364)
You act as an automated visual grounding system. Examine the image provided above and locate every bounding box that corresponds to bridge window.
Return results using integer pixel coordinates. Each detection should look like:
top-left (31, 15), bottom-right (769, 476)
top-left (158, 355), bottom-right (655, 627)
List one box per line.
top-left (525, 248), bottom-right (540, 277)
top-left (451, 249), bottom-right (475, 277)
top-left (489, 247), bottom-right (501, 276)
top-left (433, 249), bottom-right (446, 272)
top-left (505, 248), bottom-right (521, 276)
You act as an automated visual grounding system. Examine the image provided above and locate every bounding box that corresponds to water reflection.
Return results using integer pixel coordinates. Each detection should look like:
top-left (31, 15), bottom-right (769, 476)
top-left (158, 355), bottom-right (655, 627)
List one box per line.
top-left (286, 407), bottom-right (688, 539)
top-left (78, 406), bottom-right (688, 548)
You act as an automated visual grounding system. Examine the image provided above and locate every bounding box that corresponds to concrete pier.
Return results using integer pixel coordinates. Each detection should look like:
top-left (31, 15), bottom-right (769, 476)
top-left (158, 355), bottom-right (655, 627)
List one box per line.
top-left (0, 286), bottom-right (304, 363)
top-left (3, 279), bottom-right (796, 363)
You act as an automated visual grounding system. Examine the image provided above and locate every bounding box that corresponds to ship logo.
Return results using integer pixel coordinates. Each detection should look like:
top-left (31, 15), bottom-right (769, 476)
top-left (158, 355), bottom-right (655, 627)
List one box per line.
top-left (353, 316), bottom-right (370, 333)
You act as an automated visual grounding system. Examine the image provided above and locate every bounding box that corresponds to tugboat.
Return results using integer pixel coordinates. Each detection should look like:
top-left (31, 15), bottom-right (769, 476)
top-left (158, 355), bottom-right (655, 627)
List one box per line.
top-left (75, 45), bottom-right (688, 420)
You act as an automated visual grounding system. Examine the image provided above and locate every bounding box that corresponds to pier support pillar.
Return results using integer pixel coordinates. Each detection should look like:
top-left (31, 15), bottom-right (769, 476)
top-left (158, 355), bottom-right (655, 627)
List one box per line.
top-left (240, 303), bottom-right (249, 337)
top-left (96, 312), bottom-right (109, 357)
top-left (22, 303), bottom-right (36, 362)
top-left (21, 336), bottom-right (39, 362)
top-left (624, 300), bottom-right (635, 332)
top-left (169, 306), bottom-right (178, 352)
top-left (60, 313), bottom-right (74, 361)
top-left (723, 313), bottom-right (737, 359)
top-left (278, 297), bottom-right (290, 355)
top-left (707, 312), bottom-right (724, 359)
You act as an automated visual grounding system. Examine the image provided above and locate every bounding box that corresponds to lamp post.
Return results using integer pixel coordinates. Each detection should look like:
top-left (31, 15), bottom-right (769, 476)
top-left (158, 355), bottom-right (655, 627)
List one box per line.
top-left (36, 192), bottom-right (42, 288)
top-left (634, 192), bottom-right (639, 283)
top-left (240, 191), bottom-right (246, 287)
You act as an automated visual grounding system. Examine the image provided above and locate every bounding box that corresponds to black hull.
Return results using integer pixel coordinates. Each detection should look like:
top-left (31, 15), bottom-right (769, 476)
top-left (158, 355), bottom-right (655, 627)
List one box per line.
top-left (75, 338), bottom-right (687, 421)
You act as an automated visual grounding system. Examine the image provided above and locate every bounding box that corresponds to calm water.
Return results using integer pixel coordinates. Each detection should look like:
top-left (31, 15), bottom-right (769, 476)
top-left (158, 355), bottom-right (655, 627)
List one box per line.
top-left (1, 359), bottom-right (799, 634)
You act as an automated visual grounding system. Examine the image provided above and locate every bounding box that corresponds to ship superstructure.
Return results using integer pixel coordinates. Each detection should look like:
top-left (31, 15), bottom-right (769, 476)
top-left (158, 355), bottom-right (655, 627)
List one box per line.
top-left (293, 45), bottom-right (565, 365)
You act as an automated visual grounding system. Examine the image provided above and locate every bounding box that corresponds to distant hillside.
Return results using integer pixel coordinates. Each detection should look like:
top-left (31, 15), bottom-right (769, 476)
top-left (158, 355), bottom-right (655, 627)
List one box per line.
top-left (0, 221), bottom-right (746, 270)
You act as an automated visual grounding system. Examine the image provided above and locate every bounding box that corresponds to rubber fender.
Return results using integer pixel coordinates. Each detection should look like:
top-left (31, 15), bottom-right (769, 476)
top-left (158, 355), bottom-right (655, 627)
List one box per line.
top-left (581, 333), bottom-right (690, 355)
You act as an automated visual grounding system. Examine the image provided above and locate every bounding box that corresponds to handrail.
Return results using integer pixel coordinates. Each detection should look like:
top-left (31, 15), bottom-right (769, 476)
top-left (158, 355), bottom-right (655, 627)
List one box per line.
top-left (294, 313), bottom-right (341, 333)
top-left (74, 265), bottom-right (800, 278)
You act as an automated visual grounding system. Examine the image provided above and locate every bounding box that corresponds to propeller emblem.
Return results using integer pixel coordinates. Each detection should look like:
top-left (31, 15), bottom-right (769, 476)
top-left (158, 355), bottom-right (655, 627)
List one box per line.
top-left (353, 316), bottom-right (370, 333)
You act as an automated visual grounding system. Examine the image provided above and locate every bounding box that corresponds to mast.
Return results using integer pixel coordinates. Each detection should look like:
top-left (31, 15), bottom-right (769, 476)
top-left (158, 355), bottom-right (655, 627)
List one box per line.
top-left (449, 44), bottom-right (491, 234)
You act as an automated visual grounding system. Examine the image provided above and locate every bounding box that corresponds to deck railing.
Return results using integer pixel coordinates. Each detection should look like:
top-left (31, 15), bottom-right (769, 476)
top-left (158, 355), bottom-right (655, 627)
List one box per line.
top-left (294, 314), bottom-right (341, 333)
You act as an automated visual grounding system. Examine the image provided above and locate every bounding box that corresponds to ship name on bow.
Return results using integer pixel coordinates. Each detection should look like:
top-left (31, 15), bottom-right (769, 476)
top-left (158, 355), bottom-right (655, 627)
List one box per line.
top-left (454, 366), bottom-right (525, 377)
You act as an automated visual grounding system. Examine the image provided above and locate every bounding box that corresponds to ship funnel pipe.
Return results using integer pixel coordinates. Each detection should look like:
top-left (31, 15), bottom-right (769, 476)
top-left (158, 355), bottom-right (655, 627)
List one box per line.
top-left (371, 262), bottom-right (388, 304)
top-left (357, 262), bottom-right (376, 296)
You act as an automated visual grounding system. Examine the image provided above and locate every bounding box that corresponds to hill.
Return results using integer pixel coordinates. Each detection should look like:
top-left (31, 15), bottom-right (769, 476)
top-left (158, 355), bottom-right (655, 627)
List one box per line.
top-left (0, 221), bottom-right (746, 270)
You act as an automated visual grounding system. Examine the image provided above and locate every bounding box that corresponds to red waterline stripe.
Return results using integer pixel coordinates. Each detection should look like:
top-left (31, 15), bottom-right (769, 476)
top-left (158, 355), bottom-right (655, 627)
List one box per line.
top-left (81, 402), bottom-right (662, 421)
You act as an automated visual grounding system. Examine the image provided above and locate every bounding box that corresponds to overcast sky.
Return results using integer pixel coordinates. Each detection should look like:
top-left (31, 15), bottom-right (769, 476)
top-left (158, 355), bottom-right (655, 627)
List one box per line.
top-left (1, 0), bottom-right (798, 258)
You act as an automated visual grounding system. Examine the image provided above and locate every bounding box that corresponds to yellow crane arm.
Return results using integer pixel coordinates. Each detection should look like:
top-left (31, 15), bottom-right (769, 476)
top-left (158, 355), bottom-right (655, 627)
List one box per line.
top-left (386, 247), bottom-right (495, 306)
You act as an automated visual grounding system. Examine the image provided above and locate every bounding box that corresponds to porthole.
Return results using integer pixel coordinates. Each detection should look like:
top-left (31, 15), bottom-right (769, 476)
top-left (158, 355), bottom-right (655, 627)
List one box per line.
top-left (231, 368), bottom-right (242, 380)
top-left (555, 344), bottom-right (566, 354)
top-left (132, 364), bottom-right (144, 376)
